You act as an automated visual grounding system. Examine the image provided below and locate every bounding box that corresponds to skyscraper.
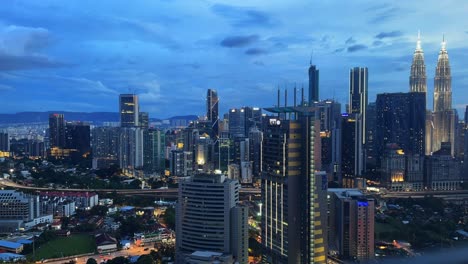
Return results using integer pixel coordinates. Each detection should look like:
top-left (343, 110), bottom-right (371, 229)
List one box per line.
top-left (176, 174), bottom-right (247, 263)
top-left (65, 122), bottom-right (91, 156)
top-left (207, 89), bottom-right (219, 139)
top-left (228, 108), bottom-right (246, 138)
top-left (49, 113), bottom-right (66, 148)
top-left (410, 32), bottom-right (427, 93)
top-left (340, 113), bottom-right (364, 186)
top-left (138, 112), bottom-right (149, 128)
top-left (308, 64), bottom-right (319, 104)
top-left (119, 94), bottom-right (139, 127)
top-left (261, 105), bottom-right (327, 264)
top-left (349, 67), bottom-right (368, 146)
top-left (432, 37), bottom-right (455, 154)
top-left (0, 132), bottom-right (9, 152)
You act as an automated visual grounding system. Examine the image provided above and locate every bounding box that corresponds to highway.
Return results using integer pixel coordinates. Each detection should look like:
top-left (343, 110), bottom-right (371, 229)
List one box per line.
top-left (0, 179), bottom-right (261, 198)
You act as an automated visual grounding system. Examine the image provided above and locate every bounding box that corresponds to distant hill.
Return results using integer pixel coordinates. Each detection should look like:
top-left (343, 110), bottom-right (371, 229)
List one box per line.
top-left (0, 112), bottom-right (198, 125)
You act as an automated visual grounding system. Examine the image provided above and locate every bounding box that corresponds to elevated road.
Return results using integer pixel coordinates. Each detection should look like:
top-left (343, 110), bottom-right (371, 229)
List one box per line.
top-left (0, 179), bottom-right (261, 198)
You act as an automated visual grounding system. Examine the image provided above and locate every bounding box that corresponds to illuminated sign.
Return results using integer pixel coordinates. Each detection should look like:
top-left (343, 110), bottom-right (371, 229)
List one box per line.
top-left (357, 201), bottom-right (368, 207)
top-left (269, 119), bottom-right (281, 126)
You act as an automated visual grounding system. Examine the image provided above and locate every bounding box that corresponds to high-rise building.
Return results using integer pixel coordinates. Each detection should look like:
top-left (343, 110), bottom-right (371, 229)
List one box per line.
top-left (92, 127), bottom-right (120, 169)
top-left (119, 94), bottom-right (139, 127)
top-left (248, 127), bottom-right (263, 177)
top-left (170, 149), bottom-right (193, 177)
top-left (315, 100), bottom-right (342, 174)
top-left (207, 89), bottom-right (219, 139)
top-left (426, 143), bottom-right (461, 190)
top-left (229, 108), bottom-right (245, 138)
top-left (375, 92), bottom-right (426, 160)
top-left (328, 189), bottom-right (375, 262)
top-left (118, 127), bottom-right (144, 171)
top-left (410, 32), bottom-right (427, 93)
top-left (138, 112), bottom-right (149, 129)
top-left (349, 67), bottom-right (368, 146)
top-left (144, 128), bottom-right (166, 173)
top-left (261, 105), bottom-right (327, 264)
top-left (340, 113), bottom-right (364, 187)
top-left (432, 38), bottom-right (455, 154)
top-left (65, 122), bottom-right (91, 156)
top-left (0, 132), bottom-right (9, 152)
top-left (308, 64), bottom-right (319, 104)
top-left (49, 113), bottom-right (66, 148)
top-left (244, 106), bottom-right (262, 135)
top-left (365, 103), bottom-right (377, 177)
top-left (176, 174), bottom-right (247, 264)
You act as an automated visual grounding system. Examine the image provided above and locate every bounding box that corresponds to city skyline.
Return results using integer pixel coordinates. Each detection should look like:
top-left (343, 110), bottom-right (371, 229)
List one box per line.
top-left (1, 1), bottom-right (468, 117)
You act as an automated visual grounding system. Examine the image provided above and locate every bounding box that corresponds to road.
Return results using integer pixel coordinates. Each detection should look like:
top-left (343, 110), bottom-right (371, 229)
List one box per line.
top-left (0, 179), bottom-right (261, 197)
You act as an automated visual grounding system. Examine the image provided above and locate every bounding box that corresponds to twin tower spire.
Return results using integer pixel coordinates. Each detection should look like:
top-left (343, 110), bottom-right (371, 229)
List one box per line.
top-left (409, 31), bottom-right (452, 112)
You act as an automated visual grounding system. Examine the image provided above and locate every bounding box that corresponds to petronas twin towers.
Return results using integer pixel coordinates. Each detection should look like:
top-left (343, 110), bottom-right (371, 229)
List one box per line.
top-left (410, 32), bottom-right (455, 155)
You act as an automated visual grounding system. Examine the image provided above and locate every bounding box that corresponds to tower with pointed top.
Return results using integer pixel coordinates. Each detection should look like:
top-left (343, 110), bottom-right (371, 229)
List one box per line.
top-left (308, 58), bottom-right (319, 104)
top-left (410, 31), bottom-right (427, 93)
top-left (432, 36), bottom-right (455, 155)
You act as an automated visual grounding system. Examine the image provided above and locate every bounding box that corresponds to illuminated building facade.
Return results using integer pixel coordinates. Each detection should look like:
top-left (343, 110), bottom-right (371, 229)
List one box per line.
top-left (261, 105), bottom-right (327, 264)
top-left (119, 94), bottom-right (139, 127)
top-left (340, 113), bottom-right (364, 187)
top-left (49, 113), bottom-right (66, 148)
top-left (432, 38), bottom-right (455, 155)
top-left (206, 89), bottom-right (219, 139)
top-left (349, 67), bottom-right (368, 146)
top-left (328, 189), bottom-right (375, 262)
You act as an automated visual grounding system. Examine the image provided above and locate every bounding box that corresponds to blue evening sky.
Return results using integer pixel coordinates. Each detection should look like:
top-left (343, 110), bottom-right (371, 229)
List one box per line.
top-left (0, 0), bottom-right (467, 118)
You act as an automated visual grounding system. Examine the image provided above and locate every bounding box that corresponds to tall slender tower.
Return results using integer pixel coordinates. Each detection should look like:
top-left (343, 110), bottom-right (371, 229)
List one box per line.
top-left (119, 94), bottom-right (139, 127)
top-left (349, 67), bottom-right (368, 145)
top-left (308, 63), bottom-right (319, 104)
top-left (207, 89), bottom-right (219, 139)
top-left (410, 31), bottom-right (427, 93)
top-left (432, 37), bottom-right (455, 154)
top-left (409, 32), bottom-right (431, 155)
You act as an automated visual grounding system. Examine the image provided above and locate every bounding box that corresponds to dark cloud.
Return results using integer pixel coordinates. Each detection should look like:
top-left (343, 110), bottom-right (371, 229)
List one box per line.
top-left (220, 35), bottom-right (259, 48)
top-left (345, 37), bottom-right (356, 44)
top-left (211, 4), bottom-right (275, 27)
top-left (245, 48), bottom-right (267, 55)
top-left (375, 31), bottom-right (403, 39)
top-left (333, 48), bottom-right (344, 53)
top-left (0, 53), bottom-right (68, 71)
top-left (347, 44), bottom-right (368, 52)
top-left (373, 40), bottom-right (384, 46)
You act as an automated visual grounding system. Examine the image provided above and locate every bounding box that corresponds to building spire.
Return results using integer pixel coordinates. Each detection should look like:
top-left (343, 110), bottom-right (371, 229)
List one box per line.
top-left (310, 50), bottom-right (313, 65)
top-left (416, 30), bottom-right (421, 51)
top-left (441, 34), bottom-right (446, 51)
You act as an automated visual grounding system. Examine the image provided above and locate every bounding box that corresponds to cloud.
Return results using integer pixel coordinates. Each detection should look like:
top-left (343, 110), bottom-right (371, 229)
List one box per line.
top-left (345, 37), bottom-right (356, 44)
top-left (0, 84), bottom-right (14, 91)
top-left (139, 80), bottom-right (162, 102)
top-left (347, 44), bottom-right (368, 52)
top-left (245, 48), bottom-right (267, 55)
top-left (333, 48), bottom-right (344, 53)
top-left (220, 35), bottom-right (259, 48)
top-left (211, 4), bottom-right (275, 28)
top-left (0, 53), bottom-right (67, 71)
top-left (373, 40), bottom-right (384, 46)
top-left (375, 31), bottom-right (403, 39)
top-left (253, 60), bottom-right (265, 66)
top-left (369, 7), bottom-right (400, 24)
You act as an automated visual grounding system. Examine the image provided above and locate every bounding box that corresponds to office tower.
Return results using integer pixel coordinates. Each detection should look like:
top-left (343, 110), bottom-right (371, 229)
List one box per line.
top-left (315, 100), bottom-right (342, 173)
top-left (49, 113), bottom-right (66, 148)
top-left (119, 94), bottom-right (139, 127)
top-left (139, 112), bottom-right (149, 129)
top-left (365, 103), bottom-right (377, 177)
top-left (341, 114), bottom-right (364, 187)
top-left (65, 122), bottom-right (91, 156)
top-left (375, 92), bottom-right (426, 163)
top-left (381, 145), bottom-right (406, 191)
top-left (426, 111), bottom-right (434, 155)
top-left (261, 105), bottom-right (327, 264)
top-left (119, 127), bottom-right (144, 171)
top-left (349, 67), bottom-right (368, 146)
top-left (0, 132), bottom-right (9, 152)
top-left (92, 127), bottom-right (120, 169)
top-left (218, 137), bottom-right (233, 173)
top-left (328, 189), bottom-right (375, 262)
top-left (207, 89), bottom-right (219, 139)
top-left (426, 143), bottom-right (461, 190)
top-left (244, 106), bottom-right (262, 135)
top-left (144, 128), bottom-right (166, 173)
top-left (432, 38), bottom-right (455, 154)
top-left (308, 64), bottom-right (319, 104)
top-left (176, 174), bottom-right (247, 263)
top-left (229, 108), bottom-right (246, 138)
top-left (410, 32), bottom-right (427, 93)
top-left (248, 127), bottom-right (263, 177)
top-left (170, 149), bottom-right (193, 177)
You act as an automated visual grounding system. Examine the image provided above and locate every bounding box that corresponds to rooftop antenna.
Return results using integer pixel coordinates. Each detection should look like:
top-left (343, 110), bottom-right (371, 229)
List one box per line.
top-left (294, 84), bottom-right (297, 107)
top-left (310, 50), bottom-right (314, 65)
top-left (416, 30), bottom-right (422, 50)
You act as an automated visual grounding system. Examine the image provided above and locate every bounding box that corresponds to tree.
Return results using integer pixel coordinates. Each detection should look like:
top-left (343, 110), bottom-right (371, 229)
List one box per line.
top-left (137, 255), bottom-right (154, 264)
top-left (163, 207), bottom-right (175, 229)
top-left (86, 258), bottom-right (98, 264)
